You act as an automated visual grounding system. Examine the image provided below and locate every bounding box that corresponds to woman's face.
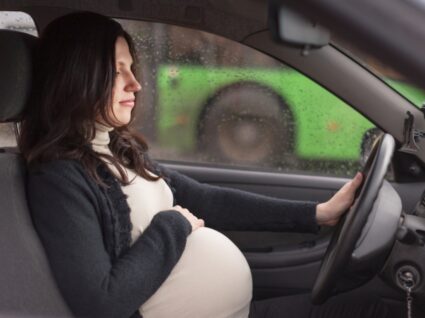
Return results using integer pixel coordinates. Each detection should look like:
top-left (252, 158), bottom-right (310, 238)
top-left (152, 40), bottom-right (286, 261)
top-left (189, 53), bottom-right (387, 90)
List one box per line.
top-left (109, 36), bottom-right (141, 126)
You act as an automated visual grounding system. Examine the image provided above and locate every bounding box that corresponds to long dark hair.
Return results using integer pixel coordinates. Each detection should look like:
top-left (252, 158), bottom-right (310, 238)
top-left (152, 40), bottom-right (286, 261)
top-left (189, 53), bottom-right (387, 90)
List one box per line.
top-left (19, 11), bottom-right (159, 185)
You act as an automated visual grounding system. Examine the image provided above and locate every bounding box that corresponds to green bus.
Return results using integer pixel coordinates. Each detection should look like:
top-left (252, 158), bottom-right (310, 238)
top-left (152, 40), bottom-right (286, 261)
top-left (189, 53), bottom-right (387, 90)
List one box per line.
top-left (154, 64), bottom-right (425, 167)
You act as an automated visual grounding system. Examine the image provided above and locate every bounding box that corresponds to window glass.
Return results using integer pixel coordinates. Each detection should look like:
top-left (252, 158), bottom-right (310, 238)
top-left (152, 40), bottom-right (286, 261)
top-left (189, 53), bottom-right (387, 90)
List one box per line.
top-left (333, 40), bottom-right (425, 107)
top-left (0, 123), bottom-right (16, 148)
top-left (0, 11), bottom-right (37, 36)
top-left (0, 11), bottom-right (37, 148)
top-left (118, 19), bottom-right (377, 178)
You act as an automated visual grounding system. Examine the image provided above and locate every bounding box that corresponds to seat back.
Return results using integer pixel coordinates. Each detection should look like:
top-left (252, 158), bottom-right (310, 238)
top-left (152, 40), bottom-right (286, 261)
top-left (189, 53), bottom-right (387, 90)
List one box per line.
top-left (0, 30), bottom-right (72, 317)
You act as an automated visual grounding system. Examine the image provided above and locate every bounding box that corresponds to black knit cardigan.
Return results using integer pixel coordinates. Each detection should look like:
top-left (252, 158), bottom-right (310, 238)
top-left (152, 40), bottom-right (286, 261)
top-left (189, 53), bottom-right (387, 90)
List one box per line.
top-left (27, 159), bottom-right (319, 318)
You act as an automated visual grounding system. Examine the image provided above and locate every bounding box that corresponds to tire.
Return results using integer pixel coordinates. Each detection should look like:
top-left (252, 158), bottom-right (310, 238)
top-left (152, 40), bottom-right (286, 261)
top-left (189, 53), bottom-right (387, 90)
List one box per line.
top-left (198, 82), bottom-right (294, 166)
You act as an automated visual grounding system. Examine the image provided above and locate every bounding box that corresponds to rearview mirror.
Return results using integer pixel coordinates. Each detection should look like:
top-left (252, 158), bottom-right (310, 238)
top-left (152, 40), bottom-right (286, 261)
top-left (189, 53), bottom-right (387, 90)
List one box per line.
top-left (269, 2), bottom-right (330, 48)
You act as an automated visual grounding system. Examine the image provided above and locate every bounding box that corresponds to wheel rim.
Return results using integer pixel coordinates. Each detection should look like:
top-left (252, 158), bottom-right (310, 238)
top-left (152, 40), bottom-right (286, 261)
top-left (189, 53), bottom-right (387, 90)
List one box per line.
top-left (217, 116), bottom-right (275, 163)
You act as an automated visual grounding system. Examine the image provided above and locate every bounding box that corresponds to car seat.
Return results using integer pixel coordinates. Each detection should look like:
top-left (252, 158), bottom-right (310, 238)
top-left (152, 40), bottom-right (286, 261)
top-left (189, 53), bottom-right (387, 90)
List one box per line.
top-left (0, 30), bottom-right (72, 317)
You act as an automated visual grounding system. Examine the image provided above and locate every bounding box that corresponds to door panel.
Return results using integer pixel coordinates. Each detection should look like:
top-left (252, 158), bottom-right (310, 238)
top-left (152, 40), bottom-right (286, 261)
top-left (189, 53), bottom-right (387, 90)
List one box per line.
top-left (165, 162), bottom-right (341, 252)
top-left (164, 162), bottom-right (425, 300)
top-left (166, 163), bottom-right (345, 200)
top-left (164, 162), bottom-right (338, 298)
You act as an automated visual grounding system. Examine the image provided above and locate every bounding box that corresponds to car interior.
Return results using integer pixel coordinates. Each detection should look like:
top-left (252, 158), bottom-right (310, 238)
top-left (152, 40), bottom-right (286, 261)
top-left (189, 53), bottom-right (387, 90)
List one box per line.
top-left (1, 0), bottom-right (425, 317)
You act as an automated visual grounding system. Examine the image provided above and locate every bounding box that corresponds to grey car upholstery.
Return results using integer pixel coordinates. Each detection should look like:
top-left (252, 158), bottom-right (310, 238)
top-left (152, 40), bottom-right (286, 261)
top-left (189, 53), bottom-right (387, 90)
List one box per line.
top-left (0, 30), bottom-right (72, 317)
top-left (0, 31), bottom-right (34, 122)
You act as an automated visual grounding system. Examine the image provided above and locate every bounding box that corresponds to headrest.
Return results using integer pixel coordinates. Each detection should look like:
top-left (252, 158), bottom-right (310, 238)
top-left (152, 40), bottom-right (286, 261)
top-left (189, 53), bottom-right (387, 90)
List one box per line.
top-left (0, 30), bottom-right (37, 122)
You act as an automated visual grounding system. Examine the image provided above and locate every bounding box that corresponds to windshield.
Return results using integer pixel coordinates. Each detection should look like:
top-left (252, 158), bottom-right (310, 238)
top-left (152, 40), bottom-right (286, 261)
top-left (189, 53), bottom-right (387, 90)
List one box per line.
top-left (333, 40), bottom-right (425, 107)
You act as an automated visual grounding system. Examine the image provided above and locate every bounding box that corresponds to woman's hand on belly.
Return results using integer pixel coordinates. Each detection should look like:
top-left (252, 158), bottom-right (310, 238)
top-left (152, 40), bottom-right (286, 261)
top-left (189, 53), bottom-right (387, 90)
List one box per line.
top-left (172, 205), bottom-right (205, 232)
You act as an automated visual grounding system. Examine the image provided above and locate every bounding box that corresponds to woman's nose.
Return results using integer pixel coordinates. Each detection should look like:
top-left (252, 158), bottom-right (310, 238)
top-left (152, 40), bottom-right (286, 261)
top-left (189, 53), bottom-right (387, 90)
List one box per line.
top-left (126, 73), bottom-right (142, 92)
top-left (130, 78), bottom-right (142, 92)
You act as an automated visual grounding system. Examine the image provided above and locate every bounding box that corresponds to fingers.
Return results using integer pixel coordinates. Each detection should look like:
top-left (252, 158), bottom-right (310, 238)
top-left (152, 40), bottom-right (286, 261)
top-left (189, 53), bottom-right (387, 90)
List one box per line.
top-left (342, 172), bottom-right (363, 194)
top-left (193, 218), bottom-right (205, 231)
top-left (317, 172), bottom-right (364, 226)
top-left (172, 205), bottom-right (204, 232)
top-left (351, 172), bottom-right (363, 189)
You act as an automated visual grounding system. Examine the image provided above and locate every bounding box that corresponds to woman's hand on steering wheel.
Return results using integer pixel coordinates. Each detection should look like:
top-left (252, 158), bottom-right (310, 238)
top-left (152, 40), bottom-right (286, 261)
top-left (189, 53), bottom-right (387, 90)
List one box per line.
top-left (316, 172), bottom-right (363, 226)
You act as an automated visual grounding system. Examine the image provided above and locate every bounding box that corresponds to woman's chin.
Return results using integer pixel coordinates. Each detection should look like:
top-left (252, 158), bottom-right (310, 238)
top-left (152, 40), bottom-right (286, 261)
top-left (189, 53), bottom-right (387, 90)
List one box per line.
top-left (114, 116), bottom-right (132, 127)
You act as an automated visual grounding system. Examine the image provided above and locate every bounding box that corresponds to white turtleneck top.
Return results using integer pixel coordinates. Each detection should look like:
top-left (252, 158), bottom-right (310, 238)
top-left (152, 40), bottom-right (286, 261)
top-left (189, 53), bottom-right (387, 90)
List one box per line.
top-left (91, 124), bottom-right (252, 318)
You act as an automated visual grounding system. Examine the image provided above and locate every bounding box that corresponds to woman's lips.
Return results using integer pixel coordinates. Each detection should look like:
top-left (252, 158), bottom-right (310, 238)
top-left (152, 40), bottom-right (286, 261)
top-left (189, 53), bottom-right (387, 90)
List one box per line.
top-left (119, 99), bottom-right (135, 107)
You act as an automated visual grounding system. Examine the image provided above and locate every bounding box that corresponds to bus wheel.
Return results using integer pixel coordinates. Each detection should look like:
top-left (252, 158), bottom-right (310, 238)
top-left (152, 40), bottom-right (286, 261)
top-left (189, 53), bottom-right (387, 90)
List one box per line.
top-left (198, 82), bottom-right (294, 166)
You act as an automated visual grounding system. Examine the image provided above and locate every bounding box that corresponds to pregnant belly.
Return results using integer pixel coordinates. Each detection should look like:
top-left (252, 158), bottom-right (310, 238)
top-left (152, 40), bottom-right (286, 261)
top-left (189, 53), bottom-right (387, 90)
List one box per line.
top-left (140, 227), bottom-right (253, 318)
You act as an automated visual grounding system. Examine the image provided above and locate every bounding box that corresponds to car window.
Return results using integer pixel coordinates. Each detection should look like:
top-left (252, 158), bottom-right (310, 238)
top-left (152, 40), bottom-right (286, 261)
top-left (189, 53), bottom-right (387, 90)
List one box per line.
top-left (0, 11), bottom-right (37, 35)
top-left (118, 19), bottom-right (381, 178)
top-left (333, 40), bottom-right (425, 107)
top-left (0, 11), bottom-right (37, 148)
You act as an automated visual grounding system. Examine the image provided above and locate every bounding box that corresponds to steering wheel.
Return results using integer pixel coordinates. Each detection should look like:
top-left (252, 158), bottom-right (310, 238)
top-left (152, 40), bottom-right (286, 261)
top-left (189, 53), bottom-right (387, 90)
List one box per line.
top-left (311, 133), bottom-right (395, 304)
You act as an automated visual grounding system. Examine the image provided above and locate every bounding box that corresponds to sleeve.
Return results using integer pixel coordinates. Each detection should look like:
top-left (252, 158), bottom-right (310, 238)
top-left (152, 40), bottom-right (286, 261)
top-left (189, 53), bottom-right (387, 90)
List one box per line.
top-left (27, 168), bottom-right (192, 318)
top-left (166, 168), bottom-right (319, 233)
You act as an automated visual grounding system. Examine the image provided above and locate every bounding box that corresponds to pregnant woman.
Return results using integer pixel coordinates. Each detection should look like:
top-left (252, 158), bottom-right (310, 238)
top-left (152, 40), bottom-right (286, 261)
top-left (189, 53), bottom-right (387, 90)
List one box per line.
top-left (21, 11), bottom-right (394, 318)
